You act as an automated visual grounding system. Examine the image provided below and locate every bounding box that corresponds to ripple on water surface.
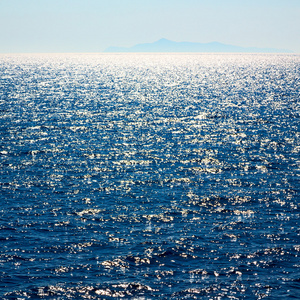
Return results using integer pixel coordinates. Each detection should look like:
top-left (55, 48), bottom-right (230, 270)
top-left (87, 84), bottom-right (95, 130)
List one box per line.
top-left (0, 53), bottom-right (299, 299)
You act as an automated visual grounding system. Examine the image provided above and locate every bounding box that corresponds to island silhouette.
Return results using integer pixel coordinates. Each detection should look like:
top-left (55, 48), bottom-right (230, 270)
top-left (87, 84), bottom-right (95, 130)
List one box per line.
top-left (105, 38), bottom-right (292, 53)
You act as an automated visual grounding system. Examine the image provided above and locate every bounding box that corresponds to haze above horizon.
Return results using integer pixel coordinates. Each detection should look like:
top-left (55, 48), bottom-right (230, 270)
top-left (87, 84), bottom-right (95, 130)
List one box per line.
top-left (0, 0), bottom-right (299, 54)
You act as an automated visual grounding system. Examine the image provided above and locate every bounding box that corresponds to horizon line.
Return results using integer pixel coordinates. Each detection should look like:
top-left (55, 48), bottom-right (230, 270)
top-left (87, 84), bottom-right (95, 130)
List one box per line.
top-left (0, 52), bottom-right (298, 55)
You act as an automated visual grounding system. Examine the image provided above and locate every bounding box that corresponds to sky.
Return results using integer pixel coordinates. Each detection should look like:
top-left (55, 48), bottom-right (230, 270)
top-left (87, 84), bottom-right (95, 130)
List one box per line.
top-left (0, 0), bottom-right (299, 53)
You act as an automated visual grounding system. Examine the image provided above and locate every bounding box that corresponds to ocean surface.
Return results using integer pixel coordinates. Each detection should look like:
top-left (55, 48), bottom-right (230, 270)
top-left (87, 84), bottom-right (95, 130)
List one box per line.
top-left (0, 53), bottom-right (299, 299)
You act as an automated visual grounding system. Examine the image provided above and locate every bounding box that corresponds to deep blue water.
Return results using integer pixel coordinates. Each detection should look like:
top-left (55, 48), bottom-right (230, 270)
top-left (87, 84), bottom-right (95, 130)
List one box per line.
top-left (0, 53), bottom-right (299, 299)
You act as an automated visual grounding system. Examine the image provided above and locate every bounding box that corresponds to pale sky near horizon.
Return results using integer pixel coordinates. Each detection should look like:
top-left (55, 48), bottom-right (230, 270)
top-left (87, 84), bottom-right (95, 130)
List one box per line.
top-left (0, 0), bottom-right (299, 53)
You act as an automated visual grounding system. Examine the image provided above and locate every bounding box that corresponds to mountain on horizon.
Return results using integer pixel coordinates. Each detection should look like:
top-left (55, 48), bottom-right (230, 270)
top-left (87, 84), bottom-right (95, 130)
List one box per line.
top-left (104, 38), bottom-right (292, 53)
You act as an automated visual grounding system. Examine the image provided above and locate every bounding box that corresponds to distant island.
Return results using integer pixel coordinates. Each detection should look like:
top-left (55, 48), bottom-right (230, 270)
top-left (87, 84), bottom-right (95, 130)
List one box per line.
top-left (104, 38), bottom-right (292, 53)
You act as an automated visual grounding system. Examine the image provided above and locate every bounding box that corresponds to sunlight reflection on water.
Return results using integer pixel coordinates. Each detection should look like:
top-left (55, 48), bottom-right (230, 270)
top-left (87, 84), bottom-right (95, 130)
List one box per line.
top-left (0, 53), bottom-right (299, 299)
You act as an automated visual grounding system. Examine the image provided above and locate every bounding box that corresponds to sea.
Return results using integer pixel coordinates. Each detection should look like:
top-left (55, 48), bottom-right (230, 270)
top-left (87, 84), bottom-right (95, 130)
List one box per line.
top-left (0, 53), bottom-right (299, 299)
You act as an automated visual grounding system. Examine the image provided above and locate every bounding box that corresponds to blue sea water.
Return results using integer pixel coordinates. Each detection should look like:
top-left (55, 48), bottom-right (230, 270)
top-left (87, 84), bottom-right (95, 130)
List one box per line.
top-left (0, 53), bottom-right (299, 299)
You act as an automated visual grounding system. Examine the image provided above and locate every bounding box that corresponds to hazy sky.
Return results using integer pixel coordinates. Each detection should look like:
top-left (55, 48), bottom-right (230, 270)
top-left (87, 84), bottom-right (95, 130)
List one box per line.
top-left (0, 0), bottom-right (299, 53)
